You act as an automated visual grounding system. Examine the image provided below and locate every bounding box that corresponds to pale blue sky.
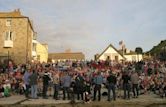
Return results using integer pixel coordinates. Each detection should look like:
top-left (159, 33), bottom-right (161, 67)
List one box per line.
top-left (0, 0), bottom-right (166, 59)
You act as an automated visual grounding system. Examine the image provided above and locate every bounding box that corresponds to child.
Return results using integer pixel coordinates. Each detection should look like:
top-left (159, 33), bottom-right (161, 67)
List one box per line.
top-left (84, 81), bottom-right (91, 103)
top-left (0, 84), bottom-right (4, 98)
top-left (84, 91), bottom-right (91, 103)
top-left (4, 86), bottom-right (10, 97)
top-left (3, 80), bottom-right (11, 97)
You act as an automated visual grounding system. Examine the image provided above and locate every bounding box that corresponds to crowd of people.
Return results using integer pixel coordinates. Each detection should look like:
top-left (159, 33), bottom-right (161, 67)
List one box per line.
top-left (0, 59), bottom-right (166, 103)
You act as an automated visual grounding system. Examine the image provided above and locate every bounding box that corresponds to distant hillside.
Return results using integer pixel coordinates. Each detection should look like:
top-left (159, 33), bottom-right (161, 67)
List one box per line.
top-left (147, 40), bottom-right (166, 56)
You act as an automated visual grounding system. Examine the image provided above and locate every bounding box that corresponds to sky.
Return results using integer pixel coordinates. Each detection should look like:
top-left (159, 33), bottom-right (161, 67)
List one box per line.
top-left (0, 0), bottom-right (166, 59)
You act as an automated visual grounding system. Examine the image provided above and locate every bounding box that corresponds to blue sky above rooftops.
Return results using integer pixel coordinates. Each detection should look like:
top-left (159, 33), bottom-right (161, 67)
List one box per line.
top-left (0, 0), bottom-right (166, 59)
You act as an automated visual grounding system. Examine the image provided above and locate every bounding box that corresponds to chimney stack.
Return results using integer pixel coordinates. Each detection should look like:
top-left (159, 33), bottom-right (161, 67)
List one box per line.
top-left (14, 8), bottom-right (21, 15)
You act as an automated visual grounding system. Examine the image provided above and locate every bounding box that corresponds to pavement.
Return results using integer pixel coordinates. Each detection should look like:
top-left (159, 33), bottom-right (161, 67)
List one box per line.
top-left (21, 98), bottom-right (71, 105)
top-left (0, 95), bottom-right (26, 105)
top-left (0, 94), bottom-right (166, 107)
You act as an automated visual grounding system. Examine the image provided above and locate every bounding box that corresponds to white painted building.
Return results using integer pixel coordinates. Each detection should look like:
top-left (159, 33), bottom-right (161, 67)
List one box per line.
top-left (124, 54), bottom-right (143, 62)
top-left (96, 44), bottom-right (143, 62)
top-left (97, 44), bottom-right (126, 61)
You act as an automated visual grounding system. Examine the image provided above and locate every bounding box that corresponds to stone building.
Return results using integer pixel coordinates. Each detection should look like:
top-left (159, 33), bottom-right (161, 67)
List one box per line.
top-left (48, 52), bottom-right (85, 62)
top-left (0, 9), bottom-right (37, 64)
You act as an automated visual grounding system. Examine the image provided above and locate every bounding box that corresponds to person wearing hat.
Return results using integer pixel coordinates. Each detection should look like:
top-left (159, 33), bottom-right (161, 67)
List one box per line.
top-left (107, 71), bottom-right (117, 101)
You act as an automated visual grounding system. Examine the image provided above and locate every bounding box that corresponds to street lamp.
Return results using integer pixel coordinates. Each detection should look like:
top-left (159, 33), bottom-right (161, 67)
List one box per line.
top-left (3, 47), bottom-right (10, 72)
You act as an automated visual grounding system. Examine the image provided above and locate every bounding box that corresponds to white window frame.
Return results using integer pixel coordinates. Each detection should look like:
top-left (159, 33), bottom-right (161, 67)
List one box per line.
top-left (5, 31), bottom-right (13, 41)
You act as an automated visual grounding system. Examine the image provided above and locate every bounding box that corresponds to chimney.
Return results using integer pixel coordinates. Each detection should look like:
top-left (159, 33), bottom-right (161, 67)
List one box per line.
top-left (14, 8), bottom-right (21, 15)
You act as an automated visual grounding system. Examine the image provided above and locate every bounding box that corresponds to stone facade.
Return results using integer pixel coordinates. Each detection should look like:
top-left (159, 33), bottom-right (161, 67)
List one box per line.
top-left (0, 9), bottom-right (36, 64)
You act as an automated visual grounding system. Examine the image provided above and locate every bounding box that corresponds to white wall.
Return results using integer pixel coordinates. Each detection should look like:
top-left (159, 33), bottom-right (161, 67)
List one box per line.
top-left (99, 47), bottom-right (124, 61)
top-left (124, 54), bottom-right (143, 62)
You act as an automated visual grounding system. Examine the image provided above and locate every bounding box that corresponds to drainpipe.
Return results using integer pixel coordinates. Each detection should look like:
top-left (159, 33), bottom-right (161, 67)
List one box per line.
top-left (26, 18), bottom-right (29, 64)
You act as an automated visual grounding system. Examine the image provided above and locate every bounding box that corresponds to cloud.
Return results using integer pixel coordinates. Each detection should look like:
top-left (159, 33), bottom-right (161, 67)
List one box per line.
top-left (1, 0), bottom-right (166, 59)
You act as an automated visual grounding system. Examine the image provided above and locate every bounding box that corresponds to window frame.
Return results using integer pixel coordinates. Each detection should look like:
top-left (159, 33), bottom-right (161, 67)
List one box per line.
top-left (5, 31), bottom-right (13, 41)
top-left (6, 18), bottom-right (12, 26)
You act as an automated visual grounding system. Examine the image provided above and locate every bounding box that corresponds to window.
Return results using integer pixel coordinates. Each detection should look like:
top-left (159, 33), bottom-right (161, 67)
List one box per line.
top-left (4, 31), bottom-right (13, 48)
top-left (5, 32), bottom-right (8, 40)
top-left (32, 43), bottom-right (36, 51)
top-left (5, 31), bottom-right (13, 41)
top-left (115, 56), bottom-right (118, 61)
top-left (6, 19), bottom-right (12, 26)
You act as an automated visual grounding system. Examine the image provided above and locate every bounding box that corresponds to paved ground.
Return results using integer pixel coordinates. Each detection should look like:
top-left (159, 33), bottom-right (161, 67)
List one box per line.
top-left (0, 94), bottom-right (166, 107)
top-left (0, 95), bottom-right (26, 105)
top-left (21, 98), bottom-right (71, 105)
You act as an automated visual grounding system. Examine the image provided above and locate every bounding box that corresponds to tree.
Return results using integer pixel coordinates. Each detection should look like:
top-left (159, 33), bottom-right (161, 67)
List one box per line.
top-left (135, 47), bottom-right (143, 62)
top-left (135, 47), bottom-right (143, 54)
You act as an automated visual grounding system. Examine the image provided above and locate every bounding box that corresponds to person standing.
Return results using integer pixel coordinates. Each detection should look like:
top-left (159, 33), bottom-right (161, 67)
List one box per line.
top-left (23, 68), bottom-right (31, 98)
top-left (122, 72), bottom-right (131, 99)
top-left (93, 71), bottom-right (103, 101)
top-left (107, 72), bottom-right (117, 101)
top-left (42, 71), bottom-right (51, 99)
top-left (53, 71), bottom-right (60, 100)
top-left (61, 72), bottom-right (72, 100)
top-left (131, 71), bottom-right (139, 98)
top-left (75, 74), bottom-right (85, 100)
top-left (29, 69), bottom-right (38, 99)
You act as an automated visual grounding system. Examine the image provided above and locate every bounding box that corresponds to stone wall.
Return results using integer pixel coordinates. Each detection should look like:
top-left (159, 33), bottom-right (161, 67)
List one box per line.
top-left (0, 17), bottom-right (33, 64)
